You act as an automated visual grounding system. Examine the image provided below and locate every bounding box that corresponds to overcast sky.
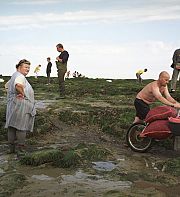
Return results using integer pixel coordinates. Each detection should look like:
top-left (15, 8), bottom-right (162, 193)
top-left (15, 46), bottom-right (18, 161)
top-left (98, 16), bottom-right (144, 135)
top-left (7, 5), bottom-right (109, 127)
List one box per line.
top-left (0, 0), bottom-right (180, 79)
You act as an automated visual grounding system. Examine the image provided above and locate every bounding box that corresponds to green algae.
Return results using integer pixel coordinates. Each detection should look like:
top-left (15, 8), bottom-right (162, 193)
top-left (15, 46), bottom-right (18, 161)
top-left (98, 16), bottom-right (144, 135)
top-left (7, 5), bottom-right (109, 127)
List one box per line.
top-left (0, 173), bottom-right (27, 197)
top-left (19, 143), bottom-right (111, 168)
top-left (20, 149), bottom-right (63, 166)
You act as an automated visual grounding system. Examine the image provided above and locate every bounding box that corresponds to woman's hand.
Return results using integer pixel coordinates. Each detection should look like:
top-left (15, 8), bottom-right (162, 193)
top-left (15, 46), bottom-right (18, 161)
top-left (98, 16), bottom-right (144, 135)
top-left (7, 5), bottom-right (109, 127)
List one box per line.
top-left (16, 93), bottom-right (24, 99)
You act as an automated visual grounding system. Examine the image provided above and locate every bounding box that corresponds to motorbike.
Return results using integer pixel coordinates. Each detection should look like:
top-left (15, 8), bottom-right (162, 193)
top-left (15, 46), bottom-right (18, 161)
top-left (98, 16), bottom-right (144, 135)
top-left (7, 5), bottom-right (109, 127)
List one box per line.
top-left (126, 106), bottom-right (180, 152)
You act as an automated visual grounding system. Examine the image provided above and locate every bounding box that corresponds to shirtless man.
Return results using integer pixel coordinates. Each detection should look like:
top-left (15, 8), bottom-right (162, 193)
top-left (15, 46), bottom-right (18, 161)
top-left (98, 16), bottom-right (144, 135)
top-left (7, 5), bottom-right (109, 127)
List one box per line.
top-left (134, 71), bottom-right (180, 123)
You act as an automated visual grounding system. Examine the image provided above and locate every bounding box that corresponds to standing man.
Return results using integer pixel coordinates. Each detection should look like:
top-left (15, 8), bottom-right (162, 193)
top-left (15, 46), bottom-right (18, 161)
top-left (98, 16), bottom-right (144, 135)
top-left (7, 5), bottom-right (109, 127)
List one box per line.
top-left (136, 68), bottom-right (147, 84)
top-left (46, 57), bottom-right (52, 85)
top-left (133, 71), bottom-right (180, 123)
top-left (56, 43), bottom-right (69, 98)
top-left (170, 48), bottom-right (180, 92)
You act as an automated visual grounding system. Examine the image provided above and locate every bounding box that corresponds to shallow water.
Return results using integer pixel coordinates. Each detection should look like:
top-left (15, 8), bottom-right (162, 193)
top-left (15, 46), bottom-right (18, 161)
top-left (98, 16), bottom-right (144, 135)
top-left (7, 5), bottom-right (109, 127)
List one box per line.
top-left (0, 148), bottom-right (180, 197)
top-left (92, 161), bottom-right (117, 171)
top-left (0, 97), bottom-right (56, 109)
top-left (32, 174), bottom-right (55, 181)
top-left (35, 100), bottom-right (57, 109)
top-left (61, 170), bottom-right (132, 190)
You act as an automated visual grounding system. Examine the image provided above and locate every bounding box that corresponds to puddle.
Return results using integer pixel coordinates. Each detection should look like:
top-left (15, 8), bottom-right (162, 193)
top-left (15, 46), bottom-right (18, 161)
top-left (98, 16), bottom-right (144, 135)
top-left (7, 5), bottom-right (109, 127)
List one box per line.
top-left (0, 155), bottom-right (8, 165)
top-left (32, 174), bottom-right (55, 181)
top-left (35, 100), bottom-right (57, 109)
top-left (0, 168), bottom-right (5, 176)
top-left (0, 99), bottom-right (56, 109)
top-left (61, 170), bottom-right (132, 190)
top-left (62, 170), bottom-right (102, 181)
top-left (92, 161), bottom-right (117, 171)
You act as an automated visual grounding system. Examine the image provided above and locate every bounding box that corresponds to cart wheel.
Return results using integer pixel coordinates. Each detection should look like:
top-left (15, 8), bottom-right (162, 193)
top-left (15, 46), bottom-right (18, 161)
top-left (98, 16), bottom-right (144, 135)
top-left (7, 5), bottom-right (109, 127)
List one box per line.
top-left (126, 122), bottom-right (152, 153)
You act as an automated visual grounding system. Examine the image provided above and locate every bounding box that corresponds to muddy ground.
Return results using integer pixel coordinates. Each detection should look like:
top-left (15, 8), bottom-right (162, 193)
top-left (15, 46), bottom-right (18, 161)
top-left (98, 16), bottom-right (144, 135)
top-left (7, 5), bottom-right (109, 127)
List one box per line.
top-left (0, 77), bottom-right (180, 197)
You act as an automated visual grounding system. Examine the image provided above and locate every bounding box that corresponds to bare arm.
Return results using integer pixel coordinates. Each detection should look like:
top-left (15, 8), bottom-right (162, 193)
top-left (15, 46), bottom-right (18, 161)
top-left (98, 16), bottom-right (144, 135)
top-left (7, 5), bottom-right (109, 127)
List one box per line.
top-left (164, 87), bottom-right (180, 108)
top-left (152, 86), bottom-right (176, 106)
top-left (15, 83), bottom-right (25, 99)
top-left (164, 87), bottom-right (177, 103)
top-left (56, 56), bottom-right (62, 62)
top-left (152, 85), bottom-right (180, 108)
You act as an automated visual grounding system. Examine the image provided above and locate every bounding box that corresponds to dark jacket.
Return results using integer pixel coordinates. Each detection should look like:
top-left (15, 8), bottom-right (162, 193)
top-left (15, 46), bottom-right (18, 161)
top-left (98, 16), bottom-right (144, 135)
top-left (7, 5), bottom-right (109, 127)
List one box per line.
top-left (59, 51), bottom-right (69, 64)
top-left (46, 62), bottom-right (52, 74)
top-left (171, 49), bottom-right (180, 68)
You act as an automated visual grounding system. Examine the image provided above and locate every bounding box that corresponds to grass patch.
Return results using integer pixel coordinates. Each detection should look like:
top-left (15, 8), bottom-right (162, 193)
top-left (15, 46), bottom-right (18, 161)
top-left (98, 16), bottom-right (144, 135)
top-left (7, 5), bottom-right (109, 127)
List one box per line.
top-left (1, 76), bottom-right (179, 150)
top-left (20, 149), bottom-right (64, 166)
top-left (0, 173), bottom-right (27, 197)
top-left (20, 143), bottom-right (111, 168)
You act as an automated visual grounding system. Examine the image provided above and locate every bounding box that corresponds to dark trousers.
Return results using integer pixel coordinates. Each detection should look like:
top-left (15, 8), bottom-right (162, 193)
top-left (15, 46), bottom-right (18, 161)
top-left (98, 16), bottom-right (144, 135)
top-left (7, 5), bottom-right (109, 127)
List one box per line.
top-left (171, 63), bottom-right (180, 90)
top-left (136, 73), bottom-right (142, 83)
top-left (8, 127), bottom-right (26, 153)
top-left (57, 68), bottom-right (67, 96)
top-left (47, 72), bottom-right (51, 84)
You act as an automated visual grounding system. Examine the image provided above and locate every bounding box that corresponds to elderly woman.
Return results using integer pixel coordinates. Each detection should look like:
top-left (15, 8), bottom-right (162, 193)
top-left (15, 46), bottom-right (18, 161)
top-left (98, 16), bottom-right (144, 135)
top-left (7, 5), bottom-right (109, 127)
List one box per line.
top-left (5, 59), bottom-right (36, 154)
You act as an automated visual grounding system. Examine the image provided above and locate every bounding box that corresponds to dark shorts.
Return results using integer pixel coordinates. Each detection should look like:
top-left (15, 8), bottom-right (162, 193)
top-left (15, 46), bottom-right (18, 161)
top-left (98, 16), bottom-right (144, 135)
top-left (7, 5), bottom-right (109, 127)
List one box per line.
top-left (136, 73), bottom-right (140, 78)
top-left (134, 98), bottom-right (150, 120)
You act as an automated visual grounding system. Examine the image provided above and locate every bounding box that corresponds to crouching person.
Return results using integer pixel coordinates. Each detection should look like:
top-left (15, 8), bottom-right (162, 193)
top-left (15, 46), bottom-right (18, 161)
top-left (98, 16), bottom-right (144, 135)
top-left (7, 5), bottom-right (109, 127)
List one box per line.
top-left (5, 59), bottom-right (36, 156)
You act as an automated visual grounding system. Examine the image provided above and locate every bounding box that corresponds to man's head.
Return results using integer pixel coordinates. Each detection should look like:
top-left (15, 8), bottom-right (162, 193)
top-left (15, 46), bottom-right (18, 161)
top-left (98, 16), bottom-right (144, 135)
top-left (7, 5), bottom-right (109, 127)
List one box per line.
top-left (144, 69), bottom-right (147, 72)
top-left (47, 57), bottom-right (51, 61)
top-left (158, 71), bottom-right (170, 87)
top-left (56, 43), bottom-right (64, 52)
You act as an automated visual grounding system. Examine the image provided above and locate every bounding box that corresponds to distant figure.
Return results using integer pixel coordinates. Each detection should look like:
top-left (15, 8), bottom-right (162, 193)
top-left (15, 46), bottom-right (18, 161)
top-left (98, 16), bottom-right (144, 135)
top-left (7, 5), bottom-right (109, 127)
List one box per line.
top-left (133, 71), bottom-right (180, 123)
top-left (34, 65), bottom-right (41, 78)
top-left (72, 71), bottom-right (77, 78)
top-left (5, 59), bottom-right (36, 155)
top-left (170, 49), bottom-right (180, 92)
top-left (46, 57), bottom-right (52, 84)
top-left (77, 72), bottom-right (82, 78)
top-left (66, 70), bottom-right (70, 79)
top-left (55, 43), bottom-right (69, 98)
top-left (136, 68), bottom-right (147, 84)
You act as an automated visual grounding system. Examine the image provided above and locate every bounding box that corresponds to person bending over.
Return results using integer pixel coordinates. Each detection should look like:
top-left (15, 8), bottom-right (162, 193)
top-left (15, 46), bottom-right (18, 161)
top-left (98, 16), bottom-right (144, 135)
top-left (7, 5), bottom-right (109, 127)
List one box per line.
top-left (134, 71), bottom-right (180, 123)
top-left (136, 68), bottom-right (147, 84)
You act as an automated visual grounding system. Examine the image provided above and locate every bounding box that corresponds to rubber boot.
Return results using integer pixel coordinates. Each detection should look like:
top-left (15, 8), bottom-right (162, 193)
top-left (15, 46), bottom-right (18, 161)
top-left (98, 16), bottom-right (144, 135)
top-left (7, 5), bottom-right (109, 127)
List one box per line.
top-left (17, 144), bottom-right (26, 158)
top-left (8, 143), bottom-right (15, 154)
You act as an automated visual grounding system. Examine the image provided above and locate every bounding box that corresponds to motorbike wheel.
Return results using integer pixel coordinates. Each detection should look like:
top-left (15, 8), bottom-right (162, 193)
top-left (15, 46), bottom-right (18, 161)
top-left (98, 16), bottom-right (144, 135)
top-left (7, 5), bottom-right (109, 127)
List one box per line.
top-left (126, 122), bottom-right (152, 153)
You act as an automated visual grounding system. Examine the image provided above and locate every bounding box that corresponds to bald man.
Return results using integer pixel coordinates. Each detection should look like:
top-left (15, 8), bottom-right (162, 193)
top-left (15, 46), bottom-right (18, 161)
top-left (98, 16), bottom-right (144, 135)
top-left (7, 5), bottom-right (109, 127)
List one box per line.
top-left (134, 71), bottom-right (180, 123)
